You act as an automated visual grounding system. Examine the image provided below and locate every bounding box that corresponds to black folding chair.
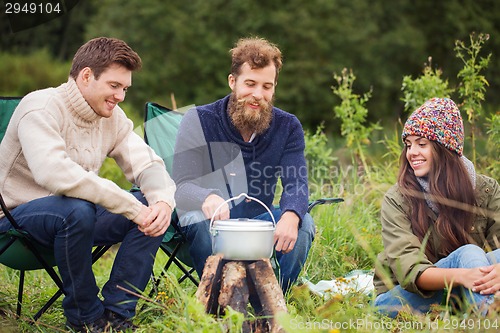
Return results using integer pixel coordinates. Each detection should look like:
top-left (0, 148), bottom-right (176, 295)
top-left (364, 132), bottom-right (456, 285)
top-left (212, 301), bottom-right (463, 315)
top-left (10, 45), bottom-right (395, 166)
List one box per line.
top-left (0, 97), bottom-right (110, 320)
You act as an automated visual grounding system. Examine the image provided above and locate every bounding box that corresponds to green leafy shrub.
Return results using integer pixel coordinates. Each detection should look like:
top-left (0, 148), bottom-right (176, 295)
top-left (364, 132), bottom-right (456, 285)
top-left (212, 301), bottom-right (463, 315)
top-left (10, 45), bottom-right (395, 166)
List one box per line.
top-left (455, 32), bottom-right (492, 164)
top-left (304, 124), bottom-right (337, 198)
top-left (401, 57), bottom-right (453, 113)
top-left (332, 68), bottom-right (381, 180)
top-left (0, 50), bottom-right (69, 96)
top-left (485, 113), bottom-right (500, 178)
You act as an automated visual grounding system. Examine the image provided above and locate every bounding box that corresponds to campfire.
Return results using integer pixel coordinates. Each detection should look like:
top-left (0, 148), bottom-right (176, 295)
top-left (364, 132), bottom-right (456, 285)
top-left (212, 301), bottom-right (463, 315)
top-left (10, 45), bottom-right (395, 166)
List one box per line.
top-left (196, 254), bottom-right (287, 333)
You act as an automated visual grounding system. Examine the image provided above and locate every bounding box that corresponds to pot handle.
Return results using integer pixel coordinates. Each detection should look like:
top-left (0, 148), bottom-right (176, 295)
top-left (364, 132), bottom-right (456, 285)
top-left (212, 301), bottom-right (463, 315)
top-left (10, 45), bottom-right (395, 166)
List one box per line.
top-left (210, 193), bottom-right (276, 228)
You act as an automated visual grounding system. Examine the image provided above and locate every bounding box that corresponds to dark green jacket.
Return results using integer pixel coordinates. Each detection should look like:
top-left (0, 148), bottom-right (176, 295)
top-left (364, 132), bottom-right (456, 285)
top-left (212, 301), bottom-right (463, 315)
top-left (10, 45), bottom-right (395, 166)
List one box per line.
top-left (374, 174), bottom-right (500, 297)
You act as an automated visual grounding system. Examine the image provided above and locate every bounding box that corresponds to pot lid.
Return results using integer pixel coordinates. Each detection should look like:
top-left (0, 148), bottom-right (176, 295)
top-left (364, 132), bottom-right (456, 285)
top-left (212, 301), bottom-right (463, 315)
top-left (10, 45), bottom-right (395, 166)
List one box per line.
top-left (212, 218), bottom-right (274, 230)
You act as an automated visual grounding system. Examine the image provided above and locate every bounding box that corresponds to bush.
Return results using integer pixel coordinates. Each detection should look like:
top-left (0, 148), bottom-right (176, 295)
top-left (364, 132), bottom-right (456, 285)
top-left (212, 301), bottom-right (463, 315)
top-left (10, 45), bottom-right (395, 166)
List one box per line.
top-left (0, 50), bottom-right (69, 96)
top-left (304, 124), bottom-right (337, 195)
top-left (401, 57), bottom-right (453, 113)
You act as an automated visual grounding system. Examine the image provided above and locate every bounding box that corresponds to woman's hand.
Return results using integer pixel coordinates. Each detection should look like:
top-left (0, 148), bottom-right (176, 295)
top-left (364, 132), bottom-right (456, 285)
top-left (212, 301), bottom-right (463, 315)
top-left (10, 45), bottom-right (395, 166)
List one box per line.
top-left (472, 263), bottom-right (500, 295)
top-left (417, 267), bottom-right (486, 291)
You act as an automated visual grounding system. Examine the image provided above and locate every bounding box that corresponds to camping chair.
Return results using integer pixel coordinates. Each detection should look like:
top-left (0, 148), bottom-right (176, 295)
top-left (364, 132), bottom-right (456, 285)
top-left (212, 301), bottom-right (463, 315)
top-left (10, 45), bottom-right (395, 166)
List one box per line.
top-left (142, 102), bottom-right (344, 293)
top-left (142, 102), bottom-right (199, 293)
top-left (0, 96), bottom-right (110, 320)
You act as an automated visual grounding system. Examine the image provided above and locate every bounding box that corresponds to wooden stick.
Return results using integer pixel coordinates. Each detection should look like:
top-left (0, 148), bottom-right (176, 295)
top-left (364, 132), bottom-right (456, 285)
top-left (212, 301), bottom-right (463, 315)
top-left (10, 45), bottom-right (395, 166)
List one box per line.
top-left (218, 261), bottom-right (251, 332)
top-left (247, 259), bottom-right (287, 333)
top-left (195, 254), bottom-right (224, 314)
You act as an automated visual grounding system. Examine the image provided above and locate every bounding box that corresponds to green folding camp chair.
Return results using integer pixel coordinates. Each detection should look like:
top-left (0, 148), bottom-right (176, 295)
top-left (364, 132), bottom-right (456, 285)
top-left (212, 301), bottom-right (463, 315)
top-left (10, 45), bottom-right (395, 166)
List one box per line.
top-left (142, 102), bottom-right (199, 291)
top-left (142, 101), bottom-right (344, 292)
top-left (0, 97), bottom-right (21, 138)
top-left (0, 96), bottom-right (110, 320)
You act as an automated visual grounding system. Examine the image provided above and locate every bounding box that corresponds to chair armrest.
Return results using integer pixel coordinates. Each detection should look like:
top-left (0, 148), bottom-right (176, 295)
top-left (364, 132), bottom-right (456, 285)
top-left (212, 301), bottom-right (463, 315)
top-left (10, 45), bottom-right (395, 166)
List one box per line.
top-left (307, 198), bottom-right (344, 213)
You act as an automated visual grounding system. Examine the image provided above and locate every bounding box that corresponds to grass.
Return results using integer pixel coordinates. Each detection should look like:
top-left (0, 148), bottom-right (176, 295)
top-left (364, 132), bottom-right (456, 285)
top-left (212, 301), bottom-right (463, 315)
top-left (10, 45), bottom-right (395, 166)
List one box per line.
top-left (1, 154), bottom-right (499, 332)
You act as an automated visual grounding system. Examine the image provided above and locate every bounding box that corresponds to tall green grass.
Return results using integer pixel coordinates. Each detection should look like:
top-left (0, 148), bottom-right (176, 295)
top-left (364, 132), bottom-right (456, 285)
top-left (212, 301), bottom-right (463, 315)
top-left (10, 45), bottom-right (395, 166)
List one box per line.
top-left (1, 117), bottom-right (497, 333)
top-left (2, 156), bottom-right (498, 332)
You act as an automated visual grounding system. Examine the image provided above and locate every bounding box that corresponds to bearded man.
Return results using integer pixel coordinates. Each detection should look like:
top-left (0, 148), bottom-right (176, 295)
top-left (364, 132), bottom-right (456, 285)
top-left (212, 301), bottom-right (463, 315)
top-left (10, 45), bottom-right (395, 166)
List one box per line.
top-left (172, 37), bottom-right (313, 293)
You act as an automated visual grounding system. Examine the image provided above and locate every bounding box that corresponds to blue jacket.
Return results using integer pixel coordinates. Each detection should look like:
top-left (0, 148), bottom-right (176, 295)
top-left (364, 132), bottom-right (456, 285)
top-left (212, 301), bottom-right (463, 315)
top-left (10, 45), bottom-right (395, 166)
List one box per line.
top-left (173, 95), bottom-right (309, 220)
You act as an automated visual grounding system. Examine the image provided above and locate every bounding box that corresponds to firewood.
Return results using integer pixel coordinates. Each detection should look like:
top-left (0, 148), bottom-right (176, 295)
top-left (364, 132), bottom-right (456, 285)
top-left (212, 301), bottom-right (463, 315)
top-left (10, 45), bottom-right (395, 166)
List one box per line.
top-left (247, 259), bottom-right (287, 333)
top-left (197, 258), bottom-right (287, 333)
top-left (195, 254), bottom-right (224, 314)
top-left (218, 261), bottom-right (251, 332)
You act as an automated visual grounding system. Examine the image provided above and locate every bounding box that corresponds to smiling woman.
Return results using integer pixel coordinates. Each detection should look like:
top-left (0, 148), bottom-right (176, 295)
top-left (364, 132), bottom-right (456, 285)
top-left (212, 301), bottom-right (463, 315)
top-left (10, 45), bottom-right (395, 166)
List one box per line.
top-left (403, 136), bottom-right (433, 178)
top-left (373, 97), bottom-right (500, 318)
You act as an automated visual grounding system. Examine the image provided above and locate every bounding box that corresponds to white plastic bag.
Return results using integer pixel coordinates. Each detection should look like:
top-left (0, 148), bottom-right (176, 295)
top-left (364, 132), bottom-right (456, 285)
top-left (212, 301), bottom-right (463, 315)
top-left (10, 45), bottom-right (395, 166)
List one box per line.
top-left (302, 270), bottom-right (374, 299)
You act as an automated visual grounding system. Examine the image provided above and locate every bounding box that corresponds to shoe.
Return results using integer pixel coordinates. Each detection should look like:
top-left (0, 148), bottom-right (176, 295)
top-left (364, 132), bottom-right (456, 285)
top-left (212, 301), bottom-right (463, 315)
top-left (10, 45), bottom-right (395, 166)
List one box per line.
top-left (104, 309), bottom-right (138, 332)
top-left (66, 315), bottom-right (110, 333)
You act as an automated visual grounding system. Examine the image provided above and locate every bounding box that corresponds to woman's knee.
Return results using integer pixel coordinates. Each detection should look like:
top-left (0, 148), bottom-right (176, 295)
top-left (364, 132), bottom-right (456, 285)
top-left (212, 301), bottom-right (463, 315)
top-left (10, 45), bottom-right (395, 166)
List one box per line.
top-left (453, 244), bottom-right (490, 268)
top-left (458, 244), bottom-right (485, 255)
top-left (487, 248), bottom-right (500, 265)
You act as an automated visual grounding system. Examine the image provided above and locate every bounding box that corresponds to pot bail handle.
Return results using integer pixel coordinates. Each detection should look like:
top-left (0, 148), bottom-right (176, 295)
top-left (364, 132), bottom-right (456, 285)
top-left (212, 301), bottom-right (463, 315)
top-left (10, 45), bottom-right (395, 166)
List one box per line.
top-left (210, 193), bottom-right (276, 228)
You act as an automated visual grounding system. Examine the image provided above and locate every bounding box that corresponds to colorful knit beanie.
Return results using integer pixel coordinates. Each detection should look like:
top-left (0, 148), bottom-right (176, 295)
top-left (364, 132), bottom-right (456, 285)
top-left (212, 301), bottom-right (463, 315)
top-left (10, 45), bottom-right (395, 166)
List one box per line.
top-left (402, 97), bottom-right (464, 156)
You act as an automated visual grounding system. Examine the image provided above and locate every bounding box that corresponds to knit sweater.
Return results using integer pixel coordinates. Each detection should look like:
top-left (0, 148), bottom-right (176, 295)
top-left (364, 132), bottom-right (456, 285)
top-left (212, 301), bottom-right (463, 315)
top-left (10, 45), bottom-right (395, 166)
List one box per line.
top-left (0, 78), bottom-right (175, 220)
top-left (173, 95), bottom-right (308, 220)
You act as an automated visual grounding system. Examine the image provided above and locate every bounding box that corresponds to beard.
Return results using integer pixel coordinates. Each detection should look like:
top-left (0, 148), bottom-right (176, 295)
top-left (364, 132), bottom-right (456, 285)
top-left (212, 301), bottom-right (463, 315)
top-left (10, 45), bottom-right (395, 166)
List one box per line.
top-left (228, 92), bottom-right (274, 136)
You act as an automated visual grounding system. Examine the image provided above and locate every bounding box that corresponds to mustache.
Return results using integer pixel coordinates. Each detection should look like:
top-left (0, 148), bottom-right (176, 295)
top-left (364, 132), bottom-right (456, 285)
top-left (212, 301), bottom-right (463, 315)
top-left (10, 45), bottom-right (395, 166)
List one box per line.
top-left (236, 97), bottom-right (266, 108)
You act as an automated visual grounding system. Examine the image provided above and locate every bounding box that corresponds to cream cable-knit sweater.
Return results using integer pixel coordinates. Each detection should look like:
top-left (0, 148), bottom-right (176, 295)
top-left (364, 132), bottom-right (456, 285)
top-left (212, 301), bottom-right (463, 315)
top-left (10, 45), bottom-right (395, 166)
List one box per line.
top-left (0, 78), bottom-right (175, 220)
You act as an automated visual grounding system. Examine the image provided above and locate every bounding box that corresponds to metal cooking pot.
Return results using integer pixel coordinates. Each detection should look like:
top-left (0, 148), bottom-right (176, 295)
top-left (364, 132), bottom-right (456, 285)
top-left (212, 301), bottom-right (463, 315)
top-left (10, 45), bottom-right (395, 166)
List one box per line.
top-left (210, 193), bottom-right (276, 260)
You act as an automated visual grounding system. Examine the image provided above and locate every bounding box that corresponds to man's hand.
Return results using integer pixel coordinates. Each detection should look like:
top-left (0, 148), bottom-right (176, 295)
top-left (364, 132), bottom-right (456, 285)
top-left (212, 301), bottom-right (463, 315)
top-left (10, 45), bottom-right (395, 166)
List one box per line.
top-left (274, 211), bottom-right (300, 254)
top-left (133, 201), bottom-right (172, 237)
top-left (472, 263), bottom-right (500, 295)
top-left (202, 194), bottom-right (229, 221)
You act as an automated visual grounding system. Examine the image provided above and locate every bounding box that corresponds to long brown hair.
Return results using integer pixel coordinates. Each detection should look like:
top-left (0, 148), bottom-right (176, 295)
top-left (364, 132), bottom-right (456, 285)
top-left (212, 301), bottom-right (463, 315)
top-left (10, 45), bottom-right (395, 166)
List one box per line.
top-left (398, 141), bottom-right (475, 261)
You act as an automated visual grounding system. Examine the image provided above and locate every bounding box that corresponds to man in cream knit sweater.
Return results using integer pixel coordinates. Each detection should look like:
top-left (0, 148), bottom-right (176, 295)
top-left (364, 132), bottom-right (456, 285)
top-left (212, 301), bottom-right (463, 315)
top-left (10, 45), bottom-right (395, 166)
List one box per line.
top-left (0, 37), bottom-right (175, 332)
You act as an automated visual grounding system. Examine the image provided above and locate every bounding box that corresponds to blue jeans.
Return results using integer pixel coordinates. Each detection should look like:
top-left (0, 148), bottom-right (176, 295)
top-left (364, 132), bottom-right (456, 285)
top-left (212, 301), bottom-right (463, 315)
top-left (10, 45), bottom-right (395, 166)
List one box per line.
top-left (180, 208), bottom-right (315, 293)
top-left (374, 244), bottom-right (500, 318)
top-left (0, 192), bottom-right (163, 325)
